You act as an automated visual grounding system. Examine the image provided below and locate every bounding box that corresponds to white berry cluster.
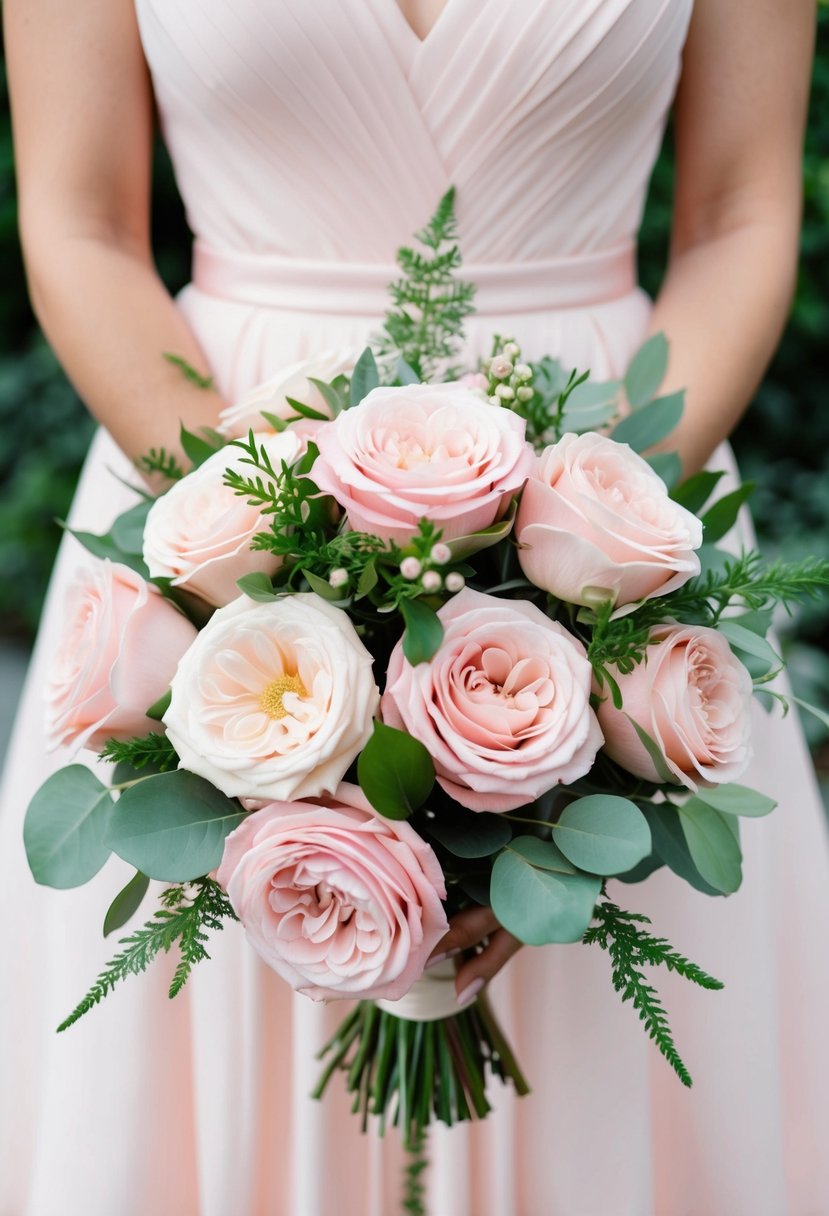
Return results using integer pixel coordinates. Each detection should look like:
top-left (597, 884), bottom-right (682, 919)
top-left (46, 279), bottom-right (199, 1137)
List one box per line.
top-left (482, 339), bottom-right (534, 409)
top-left (400, 544), bottom-right (465, 595)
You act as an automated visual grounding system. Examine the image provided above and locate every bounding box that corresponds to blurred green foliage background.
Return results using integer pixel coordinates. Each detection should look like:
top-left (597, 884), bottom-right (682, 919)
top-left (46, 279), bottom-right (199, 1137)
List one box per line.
top-left (1, 16), bottom-right (827, 756)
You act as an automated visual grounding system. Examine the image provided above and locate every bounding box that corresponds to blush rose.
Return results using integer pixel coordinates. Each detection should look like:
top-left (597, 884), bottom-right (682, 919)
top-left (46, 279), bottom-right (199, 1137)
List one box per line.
top-left (310, 383), bottom-right (533, 546)
top-left (45, 560), bottom-right (197, 753)
top-left (142, 431), bottom-right (304, 608)
top-left (216, 783), bottom-right (449, 1001)
top-left (162, 593), bottom-right (379, 802)
top-left (515, 432), bottom-right (703, 608)
top-left (382, 588), bottom-right (603, 812)
top-left (597, 623), bottom-right (754, 789)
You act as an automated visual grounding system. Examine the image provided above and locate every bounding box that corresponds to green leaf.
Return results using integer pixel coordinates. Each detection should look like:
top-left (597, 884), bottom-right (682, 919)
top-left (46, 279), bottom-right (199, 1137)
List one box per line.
top-left (303, 569), bottom-right (346, 601)
top-left (106, 771), bottom-right (247, 881)
top-left (445, 499), bottom-right (518, 561)
top-left (646, 451), bottom-right (682, 489)
top-left (307, 377), bottom-right (346, 418)
top-left (110, 501), bottom-right (152, 556)
top-left (717, 620), bottom-right (780, 671)
top-left (67, 528), bottom-right (150, 579)
top-left (236, 571), bottom-right (279, 602)
top-left (490, 839), bottom-right (601, 945)
top-left (394, 357), bottom-right (421, 385)
top-left (670, 469), bottom-right (725, 515)
top-left (552, 795), bottom-right (652, 875)
top-left (624, 333), bottom-right (669, 408)
top-left (24, 766), bottom-right (114, 889)
top-left (260, 411), bottom-right (290, 432)
top-left (615, 851), bottom-right (665, 884)
top-left (610, 392), bottom-right (684, 453)
top-left (356, 558), bottom-right (378, 599)
top-left (357, 720), bottom-right (435, 820)
top-left (623, 715), bottom-right (679, 785)
top-left (163, 352), bottom-right (213, 390)
top-left (693, 784), bottom-right (776, 817)
top-left (423, 806), bottom-right (511, 858)
top-left (700, 483), bottom-right (755, 543)
top-left (677, 796), bottom-right (743, 894)
top-left (145, 690), bottom-right (172, 722)
top-left (103, 870), bottom-right (151, 937)
top-left (284, 396), bottom-right (330, 422)
top-left (637, 802), bottom-right (722, 896)
top-left (349, 347), bottom-right (381, 407)
top-left (400, 598), bottom-right (444, 665)
top-left (179, 423), bottom-right (222, 469)
top-left (787, 693), bottom-right (829, 732)
top-left (563, 379), bottom-right (621, 409)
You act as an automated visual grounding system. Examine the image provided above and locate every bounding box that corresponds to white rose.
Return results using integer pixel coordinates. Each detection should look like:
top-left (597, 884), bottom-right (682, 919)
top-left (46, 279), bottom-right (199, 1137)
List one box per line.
top-left (217, 348), bottom-right (358, 438)
top-left (162, 594), bottom-right (380, 802)
top-left (142, 431), bottom-right (303, 608)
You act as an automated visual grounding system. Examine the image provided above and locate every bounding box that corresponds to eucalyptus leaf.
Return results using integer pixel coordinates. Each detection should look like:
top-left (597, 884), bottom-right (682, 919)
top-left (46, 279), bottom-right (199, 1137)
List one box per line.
top-left (24, 766), bottom-right (115, 889)
top-left (307, 377), bottom-right (347, 418)
top-left (694, 784), bottom-right (776, 818)
top-left (356, 559), bottom-right (378, 599)
top-left (646, 451), bottom-right (682, 489)
top-left (106, 771), bottom-right (247, 881)
top-left (303, 569), bottom-right (347, 602)
top-left (400, 598), bottom-right (444, 665)
top-left (677, 797), bottom-right (743, 894)
top-left (395, 357), bottom-right (421, 385)
top-left (358, 720), bottom-right (435, 820)
top-left (615, 851), bottom-right (665, 884)
top-left (349, 347), bottom-right (380, 407)
top-left (717, 620), bottom-right (781, 671)
top-left (610, 392), bottom-right (684, 453)
top-left (490, 840), bottom-right (601, 945)
top-left (563, 378), bottom-right (621, 409)
top-left (103, 870), bottom-right (151, 937)
top-left (624, 333), bottom-right (669, 409)
top-left (670, 469), bottom-right (725, 515)
top-left (67, 528), bottom-right (150, 579)
top-left (637, 802), bottom-right (722, 896)
top-left (424, 807), bottom-right (512, 858)
top-left (700, 483), bottom-right (755, 544)
top-left (559, 402), bottom-right (619, 433)
top-left (236, 572), bottom-right (280, 602)
top-left (552, 795), bottom-right (652, 875)
top-left (623, 715), bottom-right (680, 785)
top-left (110, 501), bottom-right (152, 556)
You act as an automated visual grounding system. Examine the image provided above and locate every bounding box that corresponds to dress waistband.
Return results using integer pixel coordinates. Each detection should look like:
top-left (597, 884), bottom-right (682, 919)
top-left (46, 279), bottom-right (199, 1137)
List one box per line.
top-left (191, 240), bottom-right (637, 316)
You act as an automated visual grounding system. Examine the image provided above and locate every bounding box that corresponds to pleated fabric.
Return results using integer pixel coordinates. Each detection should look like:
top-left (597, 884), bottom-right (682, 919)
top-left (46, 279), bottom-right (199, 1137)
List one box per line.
top-left (2, 2), bottom-right (828, 1213)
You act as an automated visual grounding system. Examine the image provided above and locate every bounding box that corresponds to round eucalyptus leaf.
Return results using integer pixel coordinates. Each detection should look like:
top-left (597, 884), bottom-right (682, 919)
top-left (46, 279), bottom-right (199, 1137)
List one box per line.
top-left (552, 795), bottom-right (652, 875)
top-left (694, 784), bottom-right (776, 818)
top-left (106, 770), bottom-right (247, 881)
top-left (24, 765), bottom-right (114, 889)
top-left (424, 807), bottom-right (511, 858)
top-left (490, 839), bottom-right (601, 945)
top-left (677, 797), bottom-right (743, 894)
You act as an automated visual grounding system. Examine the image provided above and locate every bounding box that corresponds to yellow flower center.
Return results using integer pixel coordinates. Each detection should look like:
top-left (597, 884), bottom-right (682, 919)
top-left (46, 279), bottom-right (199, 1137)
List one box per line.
top-left (259, 674), bottom-right (308, 720)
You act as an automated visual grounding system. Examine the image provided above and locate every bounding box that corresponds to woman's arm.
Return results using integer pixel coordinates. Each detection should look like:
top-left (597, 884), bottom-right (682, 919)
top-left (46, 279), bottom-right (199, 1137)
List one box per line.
top-left (648, 0), bottom-right (815, 476)
top-left (4, 0), bottom-right (226, 464)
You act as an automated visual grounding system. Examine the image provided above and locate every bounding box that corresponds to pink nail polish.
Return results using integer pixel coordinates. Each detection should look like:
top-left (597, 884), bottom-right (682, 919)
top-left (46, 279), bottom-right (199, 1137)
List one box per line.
top-left (425, 952), bottom-right (448, 970)
top-left (456, 977), bottom-right (485, 1008)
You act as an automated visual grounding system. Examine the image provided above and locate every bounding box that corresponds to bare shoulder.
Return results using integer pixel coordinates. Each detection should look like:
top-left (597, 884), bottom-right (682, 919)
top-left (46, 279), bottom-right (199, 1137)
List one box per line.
top-left (4, 0), bottom-right (154, 251)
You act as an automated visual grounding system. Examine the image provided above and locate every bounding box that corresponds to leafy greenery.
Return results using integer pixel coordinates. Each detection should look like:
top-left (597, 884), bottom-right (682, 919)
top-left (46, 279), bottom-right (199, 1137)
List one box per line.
top-left (24, 765), bottom-right (114, 889)
top-left (357, 720), bottom-right (435, 820)
top-left (99, 732), bottom-right (179, 774)
top-left (583, 900), bottom-right (724, 1087)
top-left (57, 878), bottom-right (238, 1031)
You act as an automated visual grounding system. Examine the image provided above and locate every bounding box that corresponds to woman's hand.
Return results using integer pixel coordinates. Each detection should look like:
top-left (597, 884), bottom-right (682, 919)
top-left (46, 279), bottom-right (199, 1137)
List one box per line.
top-left (428, 906), bottom-right (522, 1006)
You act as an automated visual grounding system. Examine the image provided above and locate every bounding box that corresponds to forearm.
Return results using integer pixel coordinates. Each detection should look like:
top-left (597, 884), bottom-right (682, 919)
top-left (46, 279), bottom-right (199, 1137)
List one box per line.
top-left (646, 217), bottom-right (798, 477)
top-left (25, 234), bottom-right (225, 465)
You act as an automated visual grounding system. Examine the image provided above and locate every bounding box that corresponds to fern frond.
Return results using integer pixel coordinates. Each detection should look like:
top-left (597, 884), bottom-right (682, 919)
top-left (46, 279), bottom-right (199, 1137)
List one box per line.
top-left (99, 732), bottom-right (179, 773)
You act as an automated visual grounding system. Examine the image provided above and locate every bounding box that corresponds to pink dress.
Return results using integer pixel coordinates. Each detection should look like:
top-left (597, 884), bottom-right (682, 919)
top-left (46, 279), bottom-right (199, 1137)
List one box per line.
top-left (1, 2), bottom-right (827, 1212)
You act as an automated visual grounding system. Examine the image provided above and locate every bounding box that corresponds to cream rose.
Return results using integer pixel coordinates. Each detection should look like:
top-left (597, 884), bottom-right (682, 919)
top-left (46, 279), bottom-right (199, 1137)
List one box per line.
top-left (597, 623), bottom-right (754, 789)
top-left (45, 560), bottom-right (197, 753)
top-left (516, 432), bottom-right (702, 608)
top-left (162, 593), bottom-right (379, 801)
top-left (217, 348), bottom-right (357, 438)
top-left (382, 588), bottom-right (603, 812)
top-left (216, 784), bottom-right (449, 1001)
top-left (310, 384), bottom-right (533, 546)
top-left (142, 431), bottom-right (303, 608)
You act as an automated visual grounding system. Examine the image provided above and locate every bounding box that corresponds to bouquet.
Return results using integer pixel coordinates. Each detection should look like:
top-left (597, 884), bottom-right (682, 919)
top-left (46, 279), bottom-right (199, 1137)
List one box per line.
top-left (25, 190), bottom-right (829, 1190)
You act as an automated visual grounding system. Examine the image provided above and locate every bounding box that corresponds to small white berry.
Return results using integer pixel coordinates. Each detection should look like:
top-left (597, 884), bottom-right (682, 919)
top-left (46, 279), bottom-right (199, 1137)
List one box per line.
top-left (515, 363), bottom-right (533, 381)
top-left (328, 568), bottom-right (349, 589)
top-left (400, 556), bottom-right (422, 580)
top-left (430, 543), bottom-right (452, 565)
top-left (445, 572), bottom-right (465, 593)
top-left (517, 386), bottom-right (534, 402)
top-left (495, 384), bottom-right (515, 401)
top-left (421, 570), bottom-right (442, 593)
top-left (490, 355), bottom-right (514, 379)
top-left (504, 342), bottom-right (520, 359)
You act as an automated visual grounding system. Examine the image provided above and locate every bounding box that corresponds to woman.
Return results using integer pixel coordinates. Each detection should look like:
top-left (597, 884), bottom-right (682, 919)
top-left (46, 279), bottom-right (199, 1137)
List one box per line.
top-left (1, 1), bottom-right (826, 1213)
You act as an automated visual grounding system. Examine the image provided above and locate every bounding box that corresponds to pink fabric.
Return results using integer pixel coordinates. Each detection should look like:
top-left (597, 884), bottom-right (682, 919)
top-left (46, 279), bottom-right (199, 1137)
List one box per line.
top-left (1, 2), bottom-right (828, 1214)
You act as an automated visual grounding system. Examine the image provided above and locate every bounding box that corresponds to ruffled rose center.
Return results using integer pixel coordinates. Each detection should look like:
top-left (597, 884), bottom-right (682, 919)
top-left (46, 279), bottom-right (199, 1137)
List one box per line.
top-left (575, 459), bottom-right (687, 535)
top-left (356, 405), bottom-right (503, 487)
top-left (439, 641), bottom-right (558, 745)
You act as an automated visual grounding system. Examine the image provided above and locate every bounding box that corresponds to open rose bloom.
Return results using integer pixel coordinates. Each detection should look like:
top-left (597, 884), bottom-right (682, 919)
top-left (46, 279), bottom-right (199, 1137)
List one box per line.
top-left (383, 588), bottom-right (604, 811)
top-left (311, 383), bottom-right (533, 545)
top-left (217, 347), bottom-right (358, 438)
top-left (597, 623), bottom-right (754, 789)
top-left (217, 784), bottom-right (449, 1001)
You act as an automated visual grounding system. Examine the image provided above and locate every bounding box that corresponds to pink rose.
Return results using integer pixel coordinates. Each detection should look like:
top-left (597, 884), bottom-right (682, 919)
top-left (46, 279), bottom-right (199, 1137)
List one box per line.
top-left (45, 560), bottom-right (197, 753)
top-left (597, 623), bottom-right (754, 789)
top-left (216, 784), bottom-right (449, 1001)
top-left (143, 431), bottom-right (303, 608)
top-left (217, 348), bottom-right (358, 438)
top-left (310, 384), bottom-right (533, 546)
top-left (163, 593), bottom-right (379, 802)
top-left (382, 588), bottom-right (603, 812)
top-left (516, 432), bottom-right (702, 608)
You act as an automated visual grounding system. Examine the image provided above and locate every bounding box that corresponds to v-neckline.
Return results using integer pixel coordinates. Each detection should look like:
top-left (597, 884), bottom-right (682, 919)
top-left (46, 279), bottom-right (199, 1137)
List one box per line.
top-left (392, 0), bottom-right (456, 47)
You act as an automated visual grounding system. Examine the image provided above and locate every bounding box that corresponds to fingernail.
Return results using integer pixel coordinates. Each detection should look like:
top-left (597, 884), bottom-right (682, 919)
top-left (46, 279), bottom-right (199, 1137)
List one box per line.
top-left (425, 952), bottom-right (448, 970)
top-left (456, 977), bottom-right (485, 1008)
